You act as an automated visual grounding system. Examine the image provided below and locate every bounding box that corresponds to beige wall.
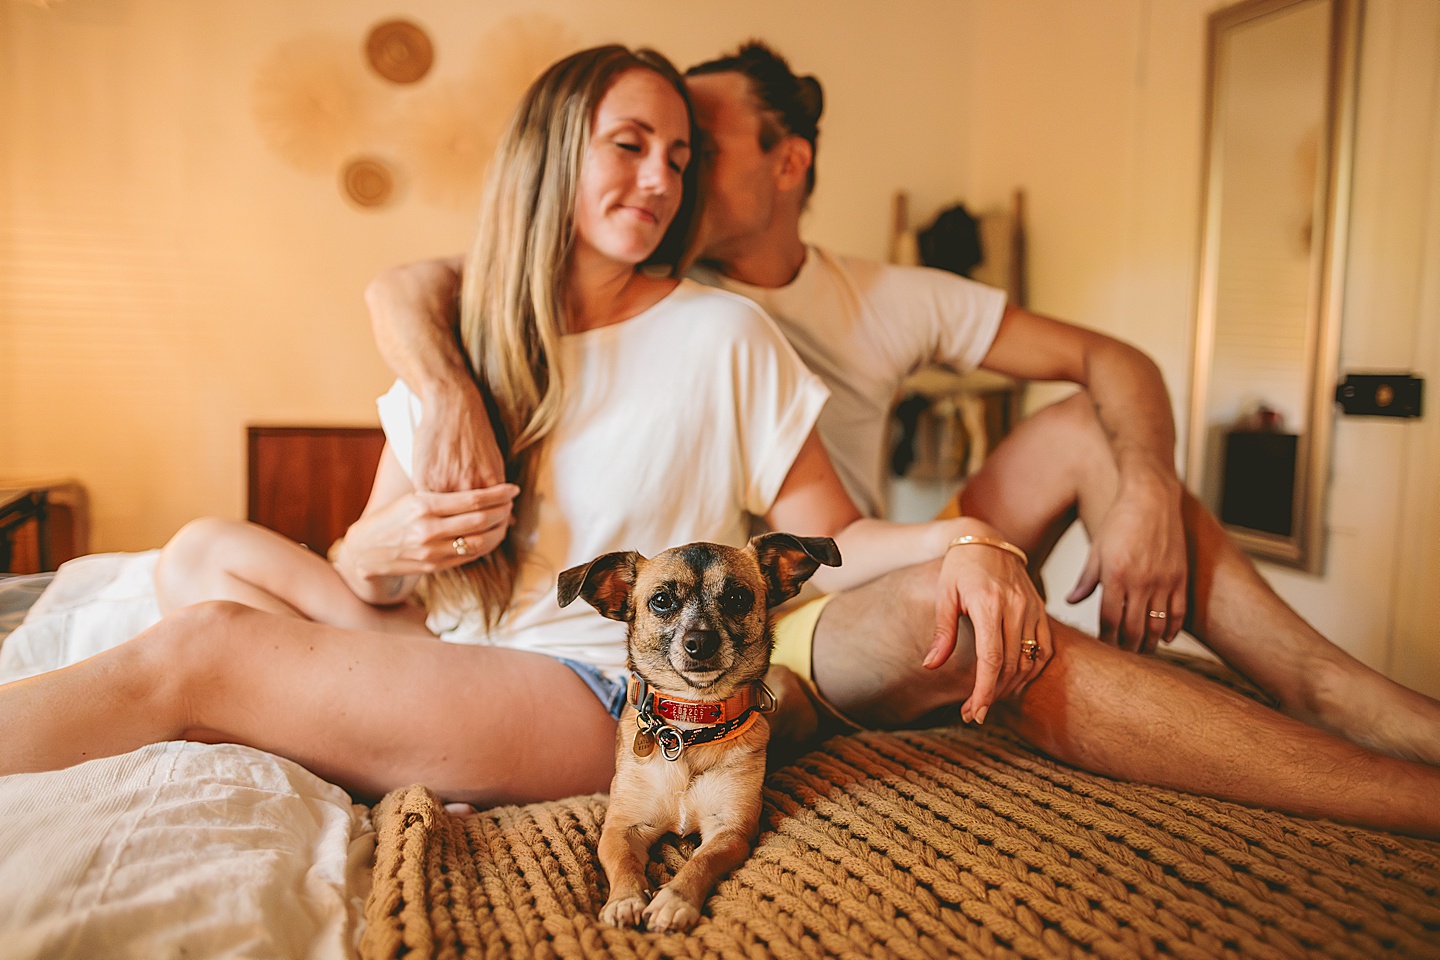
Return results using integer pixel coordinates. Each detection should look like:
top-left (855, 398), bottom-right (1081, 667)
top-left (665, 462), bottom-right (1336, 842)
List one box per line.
top-left (5, 0), bottom-right (1437, 682)
top-left (956, 0), bottom-right (1213, 638)
top-left (960, 0), bottom-right (1440, 687)
top-left (960, 0), bottom-right (1211, 419)
top-left (1, 0), bottom-right (972, 551)
top-left (0, 0), bottom-right (1216, 555)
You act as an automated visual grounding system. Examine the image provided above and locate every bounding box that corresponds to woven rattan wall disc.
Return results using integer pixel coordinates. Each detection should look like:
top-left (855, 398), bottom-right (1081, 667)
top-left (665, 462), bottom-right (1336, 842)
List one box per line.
top-left (365, 20), bottom-right (433, 84)
top-left (341, 157), bottom-right (394, 207)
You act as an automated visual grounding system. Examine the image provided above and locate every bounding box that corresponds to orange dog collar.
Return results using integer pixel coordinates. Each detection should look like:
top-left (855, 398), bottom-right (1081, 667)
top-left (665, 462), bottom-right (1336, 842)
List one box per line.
top-left (626, 675), bottom-right (770, 725)
top-left (627, 675), bottom-right (776, 760)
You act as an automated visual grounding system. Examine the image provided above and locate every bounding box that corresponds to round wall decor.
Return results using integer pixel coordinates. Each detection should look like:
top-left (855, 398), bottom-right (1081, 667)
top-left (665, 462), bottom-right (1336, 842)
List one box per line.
top-left (341, 157), bottom-right (394, 207)
top-left (365, 19), bottom-right (433, 84)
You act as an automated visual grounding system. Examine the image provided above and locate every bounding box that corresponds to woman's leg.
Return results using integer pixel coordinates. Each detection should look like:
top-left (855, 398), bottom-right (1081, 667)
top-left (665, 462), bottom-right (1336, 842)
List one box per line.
top-left (0, 601), bottom-right (616, 806)
top-left (959, 390), bottom-right (1440, 766)
top-left (812, 561), bottom-right (1440, 839)
top-left (155, 518), bottom-right (427, 636)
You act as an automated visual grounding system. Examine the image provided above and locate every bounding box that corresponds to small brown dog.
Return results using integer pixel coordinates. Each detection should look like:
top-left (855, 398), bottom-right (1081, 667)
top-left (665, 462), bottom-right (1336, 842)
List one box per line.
top-left (558, 532), bottom-right (840, 932)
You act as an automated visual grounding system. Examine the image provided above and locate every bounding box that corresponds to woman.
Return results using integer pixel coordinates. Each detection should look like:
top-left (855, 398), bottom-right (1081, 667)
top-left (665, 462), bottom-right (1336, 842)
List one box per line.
top-left (0, 45), bottom-right (1045, 806)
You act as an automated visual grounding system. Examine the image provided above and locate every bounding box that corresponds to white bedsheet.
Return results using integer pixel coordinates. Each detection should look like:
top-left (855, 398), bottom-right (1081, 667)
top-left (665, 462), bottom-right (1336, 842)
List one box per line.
top-left (0, 553), bottom-right (373, 960)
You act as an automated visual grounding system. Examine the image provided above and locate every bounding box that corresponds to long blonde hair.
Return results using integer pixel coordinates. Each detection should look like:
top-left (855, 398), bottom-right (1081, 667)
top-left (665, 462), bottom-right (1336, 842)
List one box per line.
top-left (423, 45), bottom-right (702, 628)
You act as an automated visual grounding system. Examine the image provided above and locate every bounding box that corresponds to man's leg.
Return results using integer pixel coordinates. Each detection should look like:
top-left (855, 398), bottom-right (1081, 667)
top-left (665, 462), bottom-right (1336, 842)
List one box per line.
top-left (811, 561), bottom-right (1440, 838)
top-left (0, 601), bottom-right (617, 806)
top-left (958, 391), bottom-right (1440, 766)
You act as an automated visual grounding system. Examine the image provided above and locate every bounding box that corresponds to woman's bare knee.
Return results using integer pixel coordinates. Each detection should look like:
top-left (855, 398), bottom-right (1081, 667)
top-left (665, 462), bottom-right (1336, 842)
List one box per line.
top-left (155, 517), bottom-right (249, 610)
top-left (145, 600), bottom-right (265, 735)
top-left (77, 601), bottom-right (246, 742)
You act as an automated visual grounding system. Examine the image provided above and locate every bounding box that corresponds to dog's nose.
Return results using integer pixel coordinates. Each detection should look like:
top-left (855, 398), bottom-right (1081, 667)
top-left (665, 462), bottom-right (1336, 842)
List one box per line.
top-left (682, 630), bottom-right (720, 660)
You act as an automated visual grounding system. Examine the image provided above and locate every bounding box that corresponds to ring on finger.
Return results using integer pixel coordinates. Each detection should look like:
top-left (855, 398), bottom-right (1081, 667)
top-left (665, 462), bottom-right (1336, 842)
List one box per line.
top-left (452, 536), bottom-right (471, 557)
top-left (1147, 609), bottom-right (1167, 620)
top-left (1020, 637), bottom-right (1040, 661)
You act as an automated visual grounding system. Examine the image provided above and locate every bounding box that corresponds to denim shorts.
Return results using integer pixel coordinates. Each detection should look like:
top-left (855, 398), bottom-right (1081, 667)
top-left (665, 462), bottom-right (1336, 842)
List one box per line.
top-left (557, 657), bottom-right (629, 720)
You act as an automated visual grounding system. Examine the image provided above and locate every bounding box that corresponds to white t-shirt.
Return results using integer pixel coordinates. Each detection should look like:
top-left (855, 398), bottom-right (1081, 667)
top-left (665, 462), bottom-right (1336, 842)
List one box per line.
top-left (377, 280), bottom-right (829, 677)
top-left (692, 246), bottom-right (1007, 517)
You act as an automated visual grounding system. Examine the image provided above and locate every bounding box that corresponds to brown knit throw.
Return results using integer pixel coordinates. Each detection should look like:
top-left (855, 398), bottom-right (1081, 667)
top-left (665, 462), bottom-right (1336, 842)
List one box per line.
top-left (361, 723), bottom-right (1440, 959)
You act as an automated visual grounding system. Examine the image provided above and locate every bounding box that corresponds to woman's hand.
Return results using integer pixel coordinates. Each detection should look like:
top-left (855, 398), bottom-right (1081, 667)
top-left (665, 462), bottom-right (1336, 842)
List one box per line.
top-left (763, 432), bottom-right (1051, 722)
top-left (925, 531), bottom-right (1051, 724)
top-left (335, 484), bottom-right (518, 603)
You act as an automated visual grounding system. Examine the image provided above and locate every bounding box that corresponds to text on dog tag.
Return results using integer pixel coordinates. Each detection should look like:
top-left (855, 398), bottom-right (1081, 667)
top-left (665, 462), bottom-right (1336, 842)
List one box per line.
top-left (632, 730), bottom-right (656, 758)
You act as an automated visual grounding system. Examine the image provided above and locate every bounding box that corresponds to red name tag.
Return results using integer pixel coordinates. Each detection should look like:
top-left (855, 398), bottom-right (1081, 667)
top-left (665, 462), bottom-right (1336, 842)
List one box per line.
top-left (658, 701), bottom-right (722, 723)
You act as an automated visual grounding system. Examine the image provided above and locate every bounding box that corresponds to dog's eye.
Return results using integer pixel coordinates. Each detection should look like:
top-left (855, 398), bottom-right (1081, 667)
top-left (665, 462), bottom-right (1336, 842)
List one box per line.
top-left (648, 589), bottom-right (677, 615)
top-left (720, 584), bottom-right (754, 616)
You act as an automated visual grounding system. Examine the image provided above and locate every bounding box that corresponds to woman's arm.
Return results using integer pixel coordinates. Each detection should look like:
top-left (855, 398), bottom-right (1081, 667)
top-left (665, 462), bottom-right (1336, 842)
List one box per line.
top-left (332, 444), bottom-right (518, 605)
top-left (765, 430), bottom-right (1050, 719)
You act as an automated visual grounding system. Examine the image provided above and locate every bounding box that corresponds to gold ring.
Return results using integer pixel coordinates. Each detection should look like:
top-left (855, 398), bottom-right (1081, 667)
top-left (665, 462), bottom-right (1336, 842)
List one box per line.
top-left (452, 536), bottom-right (471, 556)
top-left (1148, 610), bottom-right (1167, 620)
top-left (1020, 638), bottom-right (1040, 661)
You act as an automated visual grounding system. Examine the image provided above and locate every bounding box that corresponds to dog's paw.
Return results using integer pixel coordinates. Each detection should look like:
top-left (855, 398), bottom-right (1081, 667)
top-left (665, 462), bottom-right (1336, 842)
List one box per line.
top-left (642, 887), bottom-right (700, 932)
top-left (599, 892), bottom-right (649, 928)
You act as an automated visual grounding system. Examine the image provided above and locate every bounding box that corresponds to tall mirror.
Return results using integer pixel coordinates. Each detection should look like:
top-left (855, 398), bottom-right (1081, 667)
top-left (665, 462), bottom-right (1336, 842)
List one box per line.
top-left (1187, 0), bottom-right (1361, 572)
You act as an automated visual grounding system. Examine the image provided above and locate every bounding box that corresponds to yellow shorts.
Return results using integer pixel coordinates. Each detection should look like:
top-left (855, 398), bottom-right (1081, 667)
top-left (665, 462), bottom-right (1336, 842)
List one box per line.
top-left (770, 594), bottom-right (863, 730)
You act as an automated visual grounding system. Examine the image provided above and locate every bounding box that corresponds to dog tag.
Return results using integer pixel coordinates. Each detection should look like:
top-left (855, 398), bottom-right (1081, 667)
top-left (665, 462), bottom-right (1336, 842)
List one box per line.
top-left (632, 729), bottom-right (656, 758)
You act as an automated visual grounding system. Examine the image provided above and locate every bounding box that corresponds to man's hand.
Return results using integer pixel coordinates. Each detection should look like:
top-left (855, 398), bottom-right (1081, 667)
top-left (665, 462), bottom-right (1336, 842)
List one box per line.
top-left (1067, 472), bottom-right (1188, 652)
top-left (365, 256), bottom-right (507, 493)
top-left (980, 308), bottom-right (1187, 653)
top-left (415, 381), bottom-right (506, 493)
top-left (926, 534), bottom-right (1051, 724)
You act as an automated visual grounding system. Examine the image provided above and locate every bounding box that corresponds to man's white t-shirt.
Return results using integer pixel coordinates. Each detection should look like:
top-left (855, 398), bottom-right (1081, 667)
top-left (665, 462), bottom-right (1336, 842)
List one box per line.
top-left (692, 246), bottom-right (1007, 518)
top-left (377, 280), bottom-right (829, 677)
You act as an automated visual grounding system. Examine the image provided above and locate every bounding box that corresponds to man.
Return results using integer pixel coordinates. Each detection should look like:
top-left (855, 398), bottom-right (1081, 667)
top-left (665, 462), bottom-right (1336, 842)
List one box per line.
top-left (361, 42), bottom-right (1440, 828)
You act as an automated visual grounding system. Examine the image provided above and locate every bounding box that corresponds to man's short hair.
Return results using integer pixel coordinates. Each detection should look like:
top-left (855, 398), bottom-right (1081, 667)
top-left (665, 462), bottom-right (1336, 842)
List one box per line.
top-left (688, 41), bottom-right (824, 196)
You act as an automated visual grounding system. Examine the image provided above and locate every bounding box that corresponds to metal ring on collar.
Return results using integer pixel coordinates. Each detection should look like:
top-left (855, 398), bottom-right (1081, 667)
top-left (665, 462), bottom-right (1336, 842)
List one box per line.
top-left (755, 681), bottom-right (777, 714)
top-left (655, 725), bottom-right (685, 761)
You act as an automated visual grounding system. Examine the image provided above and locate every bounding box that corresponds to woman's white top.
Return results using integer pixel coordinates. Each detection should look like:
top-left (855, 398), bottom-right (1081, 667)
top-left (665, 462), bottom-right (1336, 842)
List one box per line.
top-left (377, 280), bottom-right (829, 678)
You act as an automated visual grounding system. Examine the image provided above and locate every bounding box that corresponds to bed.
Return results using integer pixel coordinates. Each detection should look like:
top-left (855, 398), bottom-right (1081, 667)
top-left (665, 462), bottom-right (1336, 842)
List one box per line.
top-left (0, 554), bottom-right (374, 960)
top-left (2, 554), bottom-right (1437, 960)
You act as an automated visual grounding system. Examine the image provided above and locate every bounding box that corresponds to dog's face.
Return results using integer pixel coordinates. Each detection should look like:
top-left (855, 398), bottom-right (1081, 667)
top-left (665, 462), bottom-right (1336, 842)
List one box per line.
top-left (558, 533), bottom-right (840, 698)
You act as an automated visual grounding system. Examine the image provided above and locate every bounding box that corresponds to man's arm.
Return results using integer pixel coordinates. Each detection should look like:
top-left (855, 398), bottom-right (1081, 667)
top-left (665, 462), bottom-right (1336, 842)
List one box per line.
top-left (978, 305), bottom-right (1188, 650)
top-left (365, 257), bottom-right (506, 492)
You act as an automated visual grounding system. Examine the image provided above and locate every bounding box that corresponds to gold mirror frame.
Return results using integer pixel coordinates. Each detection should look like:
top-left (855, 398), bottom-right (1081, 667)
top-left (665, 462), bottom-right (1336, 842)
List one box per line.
top-left (1186, 0), bottom-right (1361, 572)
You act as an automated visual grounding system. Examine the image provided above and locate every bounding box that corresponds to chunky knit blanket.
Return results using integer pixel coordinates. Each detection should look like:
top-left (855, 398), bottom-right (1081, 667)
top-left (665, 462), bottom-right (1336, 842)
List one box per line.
top-left (361, 723), bottom-right (1440, 960)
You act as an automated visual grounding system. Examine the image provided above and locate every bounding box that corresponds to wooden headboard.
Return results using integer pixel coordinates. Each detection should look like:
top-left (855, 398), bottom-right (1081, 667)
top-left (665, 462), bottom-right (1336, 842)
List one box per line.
top-left (247, 426), bottom-right (385, 555)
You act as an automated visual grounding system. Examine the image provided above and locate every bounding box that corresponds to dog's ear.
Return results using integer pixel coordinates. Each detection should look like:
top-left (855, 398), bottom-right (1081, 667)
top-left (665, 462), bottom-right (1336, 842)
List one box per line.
top-left (749, 533), bottom-right (842, 608)
top-left (556, 551), bottom-right (642, 622)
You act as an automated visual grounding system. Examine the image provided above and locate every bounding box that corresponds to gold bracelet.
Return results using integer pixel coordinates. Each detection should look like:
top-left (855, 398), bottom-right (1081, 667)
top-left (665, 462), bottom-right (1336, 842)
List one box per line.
top-left (948, 535), bottom-right (1028, 567)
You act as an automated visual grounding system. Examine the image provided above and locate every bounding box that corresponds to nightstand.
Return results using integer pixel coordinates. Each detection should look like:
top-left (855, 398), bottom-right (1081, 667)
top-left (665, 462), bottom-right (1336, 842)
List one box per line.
top-left (0, 481), bottom-right (89, 574)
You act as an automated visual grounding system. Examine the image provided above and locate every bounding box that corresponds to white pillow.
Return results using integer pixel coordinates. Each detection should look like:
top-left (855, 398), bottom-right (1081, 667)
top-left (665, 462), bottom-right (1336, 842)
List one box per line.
top-left (0, 741), bottom-right (372, 960)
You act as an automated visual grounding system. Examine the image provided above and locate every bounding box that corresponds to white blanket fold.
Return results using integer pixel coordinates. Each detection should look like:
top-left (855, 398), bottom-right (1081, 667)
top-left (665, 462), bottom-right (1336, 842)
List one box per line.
top-left (0, 552), bottom-right (371, 960)
top-left (0, 551), bottom-right (163, 683)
